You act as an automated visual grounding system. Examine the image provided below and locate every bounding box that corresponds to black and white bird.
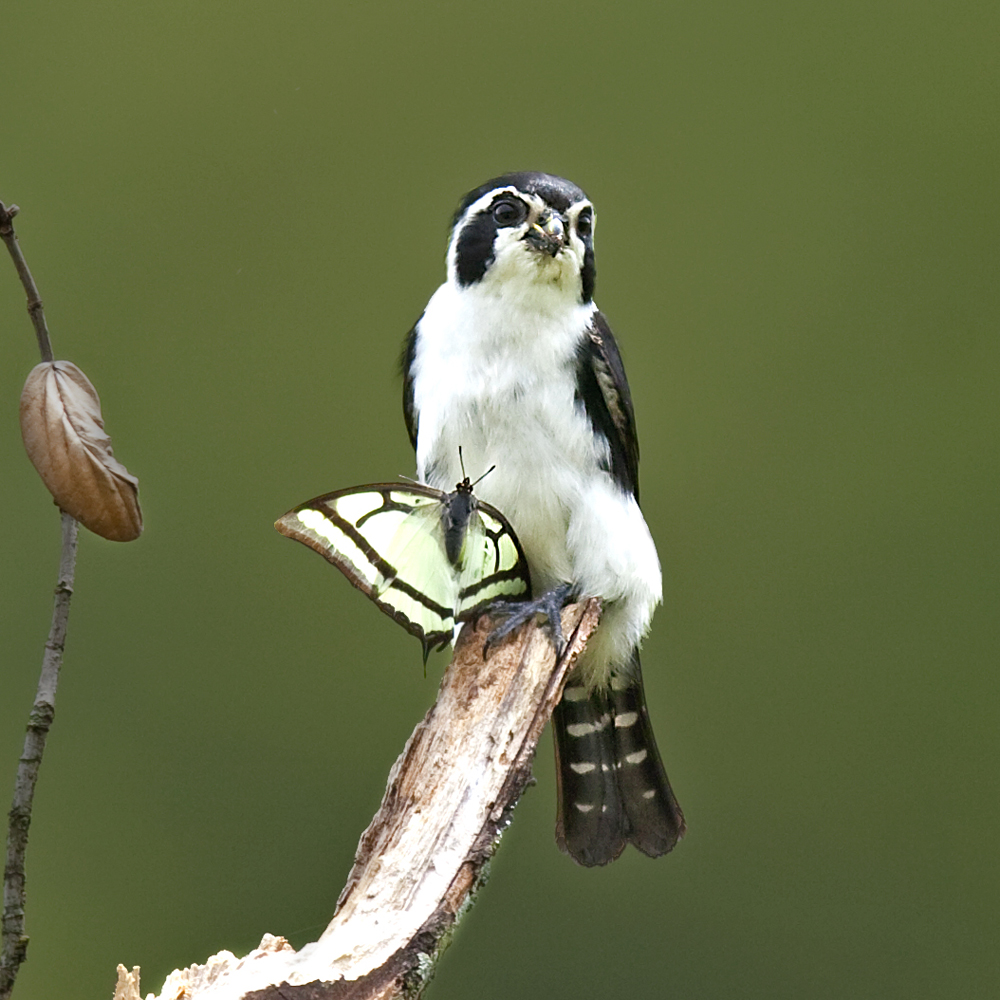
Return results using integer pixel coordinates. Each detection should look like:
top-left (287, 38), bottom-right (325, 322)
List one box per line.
top-left (401, 172), bottom-right (685, 866)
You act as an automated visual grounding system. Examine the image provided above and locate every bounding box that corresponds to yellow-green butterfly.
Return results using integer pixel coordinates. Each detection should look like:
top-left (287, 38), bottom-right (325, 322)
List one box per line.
top-left (275, 475), bottom-right (531, 660)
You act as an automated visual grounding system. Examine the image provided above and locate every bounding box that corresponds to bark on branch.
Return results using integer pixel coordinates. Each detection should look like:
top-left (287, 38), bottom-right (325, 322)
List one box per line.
top-left (120, 600), bottom-right (601, 1000)
top-left (1, 201), bottom-right (82, 1000)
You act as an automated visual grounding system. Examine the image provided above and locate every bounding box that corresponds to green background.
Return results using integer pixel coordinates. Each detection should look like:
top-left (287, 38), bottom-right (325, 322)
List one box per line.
top-left (2, 2), bottom-right (997, 997)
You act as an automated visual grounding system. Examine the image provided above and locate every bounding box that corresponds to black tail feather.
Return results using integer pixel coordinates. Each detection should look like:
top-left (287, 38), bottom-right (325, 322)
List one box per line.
top-left (609, 664), bottom-right (686, 858)
top-left (553, 687), bottom-right (626, 866)
top-left (552, 653), bottom-right (685, 866)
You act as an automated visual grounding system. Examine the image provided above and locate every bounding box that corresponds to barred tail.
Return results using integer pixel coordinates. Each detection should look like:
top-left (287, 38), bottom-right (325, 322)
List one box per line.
top-left (552, 653), bottom-right (685, 866)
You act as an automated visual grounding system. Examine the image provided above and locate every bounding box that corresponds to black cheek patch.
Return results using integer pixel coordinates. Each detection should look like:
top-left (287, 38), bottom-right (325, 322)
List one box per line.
top-left (454, 213), bottom-right (499, 286)
top-left (581, 245), bottom-right (596, 303)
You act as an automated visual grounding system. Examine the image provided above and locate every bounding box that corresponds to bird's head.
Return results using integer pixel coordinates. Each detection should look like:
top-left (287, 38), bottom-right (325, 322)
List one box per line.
top-left (446, 172), bottom-right (596, 304)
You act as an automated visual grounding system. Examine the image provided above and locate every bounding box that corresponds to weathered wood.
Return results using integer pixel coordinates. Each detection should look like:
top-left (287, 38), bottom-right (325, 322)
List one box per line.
top-left (138, 601), bottom-right (601, 1000)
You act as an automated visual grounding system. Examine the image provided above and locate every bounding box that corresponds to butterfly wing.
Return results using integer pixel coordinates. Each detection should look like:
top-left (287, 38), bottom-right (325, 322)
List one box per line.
top-left (455, 498), bottom-right (532, 621)
top-left (275, 484), bottom-right (460, 654)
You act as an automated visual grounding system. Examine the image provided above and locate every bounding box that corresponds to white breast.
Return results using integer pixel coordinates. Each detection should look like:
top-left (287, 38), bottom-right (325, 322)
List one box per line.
top-left (410, 279), bottom-right (662, 678)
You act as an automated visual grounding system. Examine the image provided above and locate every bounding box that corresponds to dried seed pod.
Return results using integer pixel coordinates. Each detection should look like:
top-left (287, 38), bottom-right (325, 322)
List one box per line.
top-left (20, 360), bottom-right (143, 541)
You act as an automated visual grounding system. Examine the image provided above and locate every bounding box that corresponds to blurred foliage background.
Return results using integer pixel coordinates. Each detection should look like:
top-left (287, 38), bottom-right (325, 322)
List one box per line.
top-left (1, 2), bottom-right (997, 998)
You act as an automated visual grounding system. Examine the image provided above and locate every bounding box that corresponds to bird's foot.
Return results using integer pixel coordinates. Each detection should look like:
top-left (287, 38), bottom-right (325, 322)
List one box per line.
top-left (482, 583), bottom-right (573, 659)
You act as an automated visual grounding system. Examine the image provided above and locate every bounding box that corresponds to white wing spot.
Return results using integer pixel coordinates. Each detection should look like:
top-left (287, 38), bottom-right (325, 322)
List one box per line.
top-left (574, 802), bottom-right (595, 813)
top-left (610, 674), bottom-right (631, 692)
top-left (624, 749), bottom-right (648, 765)
top-left (642, 789), bottom-right (657, 800)
top-left (614, 711), bottom-right (639, 728)
top-left (295, 507), bottom-right (334, 538)
top-left (562, 686), bottom-right (589, 702)
top-left (295, 509), bottom-right (378, 587)
top-left (566, 722), bottom-right (594, 737)
top-left (335, 492), bottom-right (385, 522)
top-left (569, 762), bottom-right (597, 774)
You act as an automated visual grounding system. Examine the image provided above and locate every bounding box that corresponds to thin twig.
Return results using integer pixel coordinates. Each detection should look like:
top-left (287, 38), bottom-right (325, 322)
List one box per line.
top-left (0, 203), bottom-right (54, 363)
top-left (0, 202), bottom-right (79, 1000)
top-left (1, 514), bottom-right (78, 999)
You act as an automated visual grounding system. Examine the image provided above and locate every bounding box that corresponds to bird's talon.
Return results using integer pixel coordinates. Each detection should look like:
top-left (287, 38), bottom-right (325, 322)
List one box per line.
top-left (481, 584), bottom-right (572, 657)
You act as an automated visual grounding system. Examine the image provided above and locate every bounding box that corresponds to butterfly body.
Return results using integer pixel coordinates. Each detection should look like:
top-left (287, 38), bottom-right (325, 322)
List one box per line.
top-left (440, 481), bottom-right (476, 566)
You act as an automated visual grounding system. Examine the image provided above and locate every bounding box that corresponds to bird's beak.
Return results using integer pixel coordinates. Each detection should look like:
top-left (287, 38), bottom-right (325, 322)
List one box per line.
top-left (523, 212), bottom-right (566, 257)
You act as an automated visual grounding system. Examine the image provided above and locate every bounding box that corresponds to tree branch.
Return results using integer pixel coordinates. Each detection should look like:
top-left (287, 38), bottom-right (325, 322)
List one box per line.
top-left (1, 200), bottom-right (82, 1000)
top-left (0, 203), bottom-right (54, 363)
top-left (130, 600), bottom-right (601, 1000)
top-left (1, 513), bottom-right (78, 1000)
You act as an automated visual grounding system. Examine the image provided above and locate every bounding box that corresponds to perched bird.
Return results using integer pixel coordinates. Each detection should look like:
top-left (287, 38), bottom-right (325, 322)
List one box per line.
top-left (402, 172), bottom-right (685, 865)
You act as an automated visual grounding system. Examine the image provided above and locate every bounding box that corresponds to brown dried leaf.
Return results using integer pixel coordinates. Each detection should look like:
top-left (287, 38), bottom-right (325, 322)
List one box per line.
top-left (20, 360), bottom-right (143, 541)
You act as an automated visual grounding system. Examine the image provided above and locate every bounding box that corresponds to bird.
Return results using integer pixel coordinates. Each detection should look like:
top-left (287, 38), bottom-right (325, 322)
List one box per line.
top-left (401, 172), bottom-right (685, 866)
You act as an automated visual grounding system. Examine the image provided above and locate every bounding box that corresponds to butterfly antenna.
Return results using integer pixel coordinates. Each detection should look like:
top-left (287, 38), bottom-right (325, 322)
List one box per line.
top-left (470, 464), bottom-right (496, 489)
top-left (455, 446), bottom-right (494, 490)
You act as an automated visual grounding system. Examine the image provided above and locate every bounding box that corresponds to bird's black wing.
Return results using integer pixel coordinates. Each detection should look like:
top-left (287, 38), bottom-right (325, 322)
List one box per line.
top-left (400, 319), bottom-right (420, 450)
top-left (574, 311), bottom-right (641, 501)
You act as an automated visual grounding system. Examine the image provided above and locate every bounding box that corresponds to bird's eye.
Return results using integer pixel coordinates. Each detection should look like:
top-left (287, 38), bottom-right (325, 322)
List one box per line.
top-left (576, 210), bottom-right (593, 236)
top-left (492, 199), bottom-right (527, 227)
